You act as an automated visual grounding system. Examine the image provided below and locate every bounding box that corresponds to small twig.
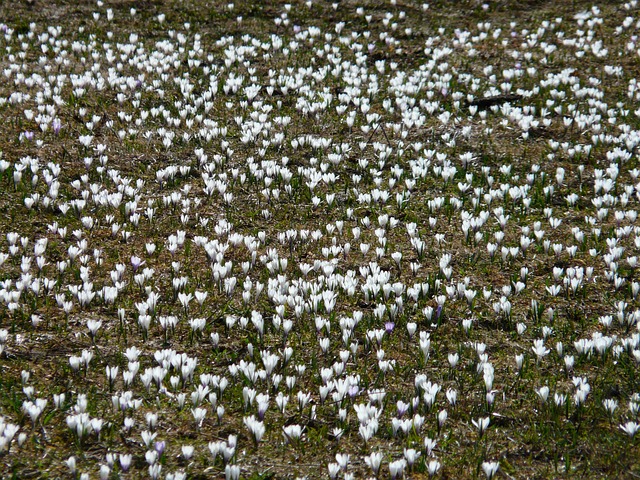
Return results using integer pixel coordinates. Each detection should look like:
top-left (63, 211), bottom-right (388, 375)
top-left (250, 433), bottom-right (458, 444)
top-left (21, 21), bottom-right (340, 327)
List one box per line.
top-left (365, 122), bottom-right (381, 145)
top-left (364, 122), bottom-right (392, 149)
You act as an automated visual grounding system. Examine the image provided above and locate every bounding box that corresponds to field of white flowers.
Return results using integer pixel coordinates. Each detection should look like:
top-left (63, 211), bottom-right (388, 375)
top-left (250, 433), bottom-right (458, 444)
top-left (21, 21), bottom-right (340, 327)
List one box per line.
top-left (0, 0), bottom-right (640, 477)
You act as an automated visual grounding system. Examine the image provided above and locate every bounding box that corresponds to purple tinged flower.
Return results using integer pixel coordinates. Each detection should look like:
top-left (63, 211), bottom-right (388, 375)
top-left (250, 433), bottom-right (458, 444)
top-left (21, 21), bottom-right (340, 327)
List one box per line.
top-left (348, 384), bottom-right (359, 399)
top-left (131, 255), bottom-right (145, 272)
top-left (24, 131), bottom-right (34, 141)
top-left (154, 441), bottom-right (165, 455)
top-left (435, 305), bottom-right (443, 321)
top-left (396, 401), bottom-right (409, 418)
top-left (52, 118), bottom-right (62, 135)
top-left (293, 25), bottom-right (301, 33)
top-left (119, 453), bottom-right (132, 472)
top-left (385, 322), bottom-right (395, 334)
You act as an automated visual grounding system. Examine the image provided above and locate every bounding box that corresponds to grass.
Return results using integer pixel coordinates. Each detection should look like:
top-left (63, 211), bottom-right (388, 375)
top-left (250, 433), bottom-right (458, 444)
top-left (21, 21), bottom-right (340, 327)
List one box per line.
top-left (0, 0), bottom-right (640, 478)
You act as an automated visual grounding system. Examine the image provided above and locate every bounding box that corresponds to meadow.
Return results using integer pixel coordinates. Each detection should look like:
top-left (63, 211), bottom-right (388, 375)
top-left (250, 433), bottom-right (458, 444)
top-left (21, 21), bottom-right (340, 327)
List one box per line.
top-left (0, 0), bottom-right (639, 478)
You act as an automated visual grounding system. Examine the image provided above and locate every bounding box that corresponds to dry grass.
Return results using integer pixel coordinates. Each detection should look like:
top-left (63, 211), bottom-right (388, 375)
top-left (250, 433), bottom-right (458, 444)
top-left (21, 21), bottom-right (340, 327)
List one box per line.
top-left (0, 0), bottom-right (639, 478)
